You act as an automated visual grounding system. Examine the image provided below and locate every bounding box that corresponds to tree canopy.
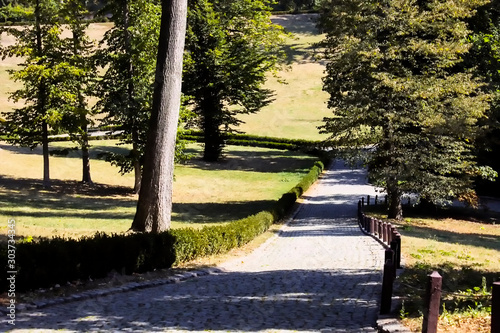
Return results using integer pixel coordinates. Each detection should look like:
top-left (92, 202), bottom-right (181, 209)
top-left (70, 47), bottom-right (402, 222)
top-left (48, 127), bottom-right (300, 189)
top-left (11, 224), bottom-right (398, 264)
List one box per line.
top-left (317, 0), bottom-right (497, 219)
top-left (183, 0), bottom-right (286, 161)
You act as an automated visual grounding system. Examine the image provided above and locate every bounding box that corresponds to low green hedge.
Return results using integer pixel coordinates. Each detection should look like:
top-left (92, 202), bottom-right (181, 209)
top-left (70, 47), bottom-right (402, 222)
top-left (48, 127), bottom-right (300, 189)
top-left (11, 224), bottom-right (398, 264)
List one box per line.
top-left (0, 160), bottom-right (325, 292)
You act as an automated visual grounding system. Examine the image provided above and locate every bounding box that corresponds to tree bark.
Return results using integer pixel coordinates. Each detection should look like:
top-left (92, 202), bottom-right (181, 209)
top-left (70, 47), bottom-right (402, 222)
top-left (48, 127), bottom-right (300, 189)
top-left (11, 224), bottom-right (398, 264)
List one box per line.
top-left (42, 120), bottom-right (51, 189)
top-left (124, 0), bottom-right (142, 193)
top-left (131, 0), bottom-right (188, 233)
top-left (36, 0), bottom-right (50, 189)
top-left (81, 125), bottom-right (92, 184)
top-left (132, 141), bottom-right (141, 194)
top-left (387, 178), bottom-right (403, 220)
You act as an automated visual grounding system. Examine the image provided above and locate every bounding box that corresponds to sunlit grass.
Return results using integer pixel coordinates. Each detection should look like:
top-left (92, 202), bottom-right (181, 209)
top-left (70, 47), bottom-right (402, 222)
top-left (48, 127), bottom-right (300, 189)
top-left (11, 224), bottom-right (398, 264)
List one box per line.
top-left (369, 210), bottom-right (500, 332)
top-left (0, 141), bottom-right (317, 238)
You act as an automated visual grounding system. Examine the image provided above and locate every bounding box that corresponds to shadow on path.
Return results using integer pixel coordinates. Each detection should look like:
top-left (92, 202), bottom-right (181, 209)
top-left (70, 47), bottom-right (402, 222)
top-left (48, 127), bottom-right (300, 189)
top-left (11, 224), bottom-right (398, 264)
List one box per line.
top-left (9, 269), bottom-right (381, 332)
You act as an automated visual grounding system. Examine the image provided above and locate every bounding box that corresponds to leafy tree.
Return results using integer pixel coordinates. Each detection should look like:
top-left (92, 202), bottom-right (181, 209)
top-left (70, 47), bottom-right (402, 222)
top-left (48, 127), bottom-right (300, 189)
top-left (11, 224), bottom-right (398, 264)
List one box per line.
top-left (183, 0), bottom-right (286, 161)
top-left (58, 0), bottom-right (98, 184)
top-left (131, 0), bottom-right (187, 232)
top-left (317, 0), bottom-right (496, 219)
top-left (0, 0), bottom-right (64, 188)
top-left (466, 0), bottom-right (500, 196)
top-left (95, 0), bottom-right (161, 192)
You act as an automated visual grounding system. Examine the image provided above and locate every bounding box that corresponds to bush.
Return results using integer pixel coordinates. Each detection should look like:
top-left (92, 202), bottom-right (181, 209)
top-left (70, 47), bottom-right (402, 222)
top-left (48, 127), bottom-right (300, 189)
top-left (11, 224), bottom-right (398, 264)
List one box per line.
top-left (0, 160), bottom-right (325, 292)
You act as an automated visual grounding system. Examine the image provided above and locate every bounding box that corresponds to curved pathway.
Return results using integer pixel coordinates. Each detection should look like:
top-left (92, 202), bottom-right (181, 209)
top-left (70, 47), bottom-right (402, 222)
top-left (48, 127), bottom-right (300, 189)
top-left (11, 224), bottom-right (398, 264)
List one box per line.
top-left (3, 160), bottom-right (385, 332)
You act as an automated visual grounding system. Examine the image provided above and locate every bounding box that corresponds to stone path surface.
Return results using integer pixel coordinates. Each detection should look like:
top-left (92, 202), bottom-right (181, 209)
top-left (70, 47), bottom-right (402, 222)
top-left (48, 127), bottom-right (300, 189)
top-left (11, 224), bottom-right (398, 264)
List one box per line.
top-left (2, 160), bottom-right (385, 333)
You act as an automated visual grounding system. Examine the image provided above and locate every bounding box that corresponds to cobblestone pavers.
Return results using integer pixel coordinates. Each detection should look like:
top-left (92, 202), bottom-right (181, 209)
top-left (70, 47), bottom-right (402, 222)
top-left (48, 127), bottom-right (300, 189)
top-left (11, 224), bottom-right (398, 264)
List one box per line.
top-left (2, 160), bottom-right (385, 333)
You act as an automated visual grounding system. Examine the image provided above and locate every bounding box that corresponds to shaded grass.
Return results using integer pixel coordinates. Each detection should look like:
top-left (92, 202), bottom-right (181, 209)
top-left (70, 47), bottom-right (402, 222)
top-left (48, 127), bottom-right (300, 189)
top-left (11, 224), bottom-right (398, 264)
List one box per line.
top-left (366, 205), bottom-right (500, 332)
top-left (0, 141), bottom-right (317, 239)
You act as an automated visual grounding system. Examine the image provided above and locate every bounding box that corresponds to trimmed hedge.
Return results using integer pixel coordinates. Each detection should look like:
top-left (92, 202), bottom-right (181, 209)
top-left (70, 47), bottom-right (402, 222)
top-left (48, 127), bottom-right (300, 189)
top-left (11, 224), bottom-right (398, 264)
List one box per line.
top-left (0, 160), bottom-right (325, 292)
top-left (180, 130), bottom-right (324, 153)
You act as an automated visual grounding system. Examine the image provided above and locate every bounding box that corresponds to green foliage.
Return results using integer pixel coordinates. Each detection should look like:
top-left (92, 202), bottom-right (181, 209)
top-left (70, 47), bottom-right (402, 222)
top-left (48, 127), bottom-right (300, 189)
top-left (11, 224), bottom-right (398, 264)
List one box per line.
top-left (0, 0), bottom-right (65, 149)
top-left (466, 0), bottom-right (500, 196)
top-left (183, 0), bottom-right (287, 161)
top-left (0, 159), bottom-right (324, 292)
top-left (317, 0), bottom-right (495, 217)
top-left (0, 2), bottom-right (33, 22)
top-left (398, 261), bottom-right (495, 317)
top-left (181, 130), bottom-right (324, 152)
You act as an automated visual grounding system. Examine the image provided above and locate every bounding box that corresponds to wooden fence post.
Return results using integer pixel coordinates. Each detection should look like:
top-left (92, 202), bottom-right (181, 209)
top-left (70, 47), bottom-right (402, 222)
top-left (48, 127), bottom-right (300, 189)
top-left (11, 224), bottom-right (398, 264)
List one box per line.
top-left (394, 232), bottom-right (401, 269)
top-left (422, 271), bottom-right (442, 333)
top-left (371, 218), bottom-right (376, 236)
top-left (367, 195), bottom-right (370, 206)
top-left (390, 240), bottom-right (398, 278)
top-left (380, 250), bottom-right (395, 315)
top-left (382, 222), bottom-right (388, 243)
top-left (364, 216), bottom-right (370, 233)
top-left (375, 195), bottom-right (378, 205)
top-left (493, 282), bottom-right (500, 333)
top-left (362, 197), bottom-right (365, 207)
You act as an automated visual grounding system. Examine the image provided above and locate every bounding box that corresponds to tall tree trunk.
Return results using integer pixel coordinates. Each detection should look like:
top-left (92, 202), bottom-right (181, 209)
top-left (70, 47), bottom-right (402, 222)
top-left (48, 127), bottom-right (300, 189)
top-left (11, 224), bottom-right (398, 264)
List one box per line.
top-left (131, 0), bottom-right (188, 233)
top-left (72, 26), bottom-right (92, 185)
top-left (124, 0), bottom-right (141, 192)
top-left (81, 124), bottom-right (92, 184)
top-left (202, 99), bottom-right (224, 162)
top-left (387, 178), bottom-right (403, 220)
top-left (36, 0), bottom-right (50, 189)
top-left (42, 120), bottom-right (51, 189)
top-left (132, 141), bottom-right (141, 194)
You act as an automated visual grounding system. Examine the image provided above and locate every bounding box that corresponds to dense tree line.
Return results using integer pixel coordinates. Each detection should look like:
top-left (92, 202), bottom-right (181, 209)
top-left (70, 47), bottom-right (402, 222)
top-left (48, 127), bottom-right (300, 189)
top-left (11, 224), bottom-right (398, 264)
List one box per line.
top-left (0, 0), bottom-right (285, 190)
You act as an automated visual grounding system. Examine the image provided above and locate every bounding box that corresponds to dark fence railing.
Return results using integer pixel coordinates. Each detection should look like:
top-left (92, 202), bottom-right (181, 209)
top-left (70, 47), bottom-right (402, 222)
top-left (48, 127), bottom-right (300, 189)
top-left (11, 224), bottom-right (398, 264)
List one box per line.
top-left (357, 196), bottom-right (401, 315)
top-left (358, 197), bottom-right (499, 333)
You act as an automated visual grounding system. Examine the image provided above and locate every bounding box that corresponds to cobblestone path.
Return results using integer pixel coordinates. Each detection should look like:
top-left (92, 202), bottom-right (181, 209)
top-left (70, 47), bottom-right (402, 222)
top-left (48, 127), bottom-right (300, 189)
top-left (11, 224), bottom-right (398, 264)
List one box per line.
top-left (3, 160), bottom-right (385, 332)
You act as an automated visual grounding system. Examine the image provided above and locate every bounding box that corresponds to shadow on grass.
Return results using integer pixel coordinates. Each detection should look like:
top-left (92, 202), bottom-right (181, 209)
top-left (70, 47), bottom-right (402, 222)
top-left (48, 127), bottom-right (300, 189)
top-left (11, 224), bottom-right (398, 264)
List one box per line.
top-left (0, 176), bottom-right (280, 234)
top-left (282, 42), bottom-right (322, 65)
top-left (397, 224), bottom-right (500, 252)
top-left (0, 142), bottom-right (131, 159)
top-left (185, 149), bottom-right (316, 173)
top-left (172, 200), bottom-right (276, 224)
top-left (272, 14), bottom-right (319, 35)
top-left (397, 262), bottom-right (499, 317)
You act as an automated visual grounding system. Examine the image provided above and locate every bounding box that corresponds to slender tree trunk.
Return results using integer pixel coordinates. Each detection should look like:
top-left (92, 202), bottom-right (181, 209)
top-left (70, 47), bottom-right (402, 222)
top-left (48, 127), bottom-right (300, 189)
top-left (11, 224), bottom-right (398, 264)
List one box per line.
top-left (42, 120), bottom-right (51, 189)
top-left (36, 0), bottom-right (50, 189)
top-left (132, 141), bottom-right (141, 194)
top-left (124, 0), bottom-right (142, 193)
top-left (81, 124), bottom-right (92, 184)
top-left (131, 0), bottom-right (188, 233)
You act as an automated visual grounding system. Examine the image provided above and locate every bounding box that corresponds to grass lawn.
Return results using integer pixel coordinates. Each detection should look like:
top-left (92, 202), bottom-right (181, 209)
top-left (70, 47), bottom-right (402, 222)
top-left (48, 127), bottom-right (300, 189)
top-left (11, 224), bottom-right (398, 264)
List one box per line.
top-left (0, 140), bottom-right (317, 239)
top-left (238, 14), bottom-right (330, 140)
top-left (368, 206), bottom-right (500, 332)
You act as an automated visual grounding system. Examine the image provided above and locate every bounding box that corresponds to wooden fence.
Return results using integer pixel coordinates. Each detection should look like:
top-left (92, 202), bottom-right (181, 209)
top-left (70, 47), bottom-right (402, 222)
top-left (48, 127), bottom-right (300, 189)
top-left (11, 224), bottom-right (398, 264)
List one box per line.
top-left (357, 196), bottom-right (401, 315)
top-left (357, 196), bottom-right (499, 333)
